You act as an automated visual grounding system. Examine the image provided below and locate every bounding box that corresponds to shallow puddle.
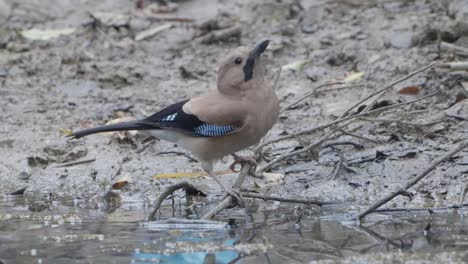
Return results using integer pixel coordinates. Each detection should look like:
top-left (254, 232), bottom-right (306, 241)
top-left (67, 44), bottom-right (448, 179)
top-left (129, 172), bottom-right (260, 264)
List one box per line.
top-left (1, 196), bottom-right (468, 263)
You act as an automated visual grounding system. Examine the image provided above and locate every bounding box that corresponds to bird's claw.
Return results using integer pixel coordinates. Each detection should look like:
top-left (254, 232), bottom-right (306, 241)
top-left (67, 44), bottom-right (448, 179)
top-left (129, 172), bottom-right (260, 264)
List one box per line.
top-left (224, 187), bottom-right (245, 207)
top-left (230, 154), bottom-right (257, 174)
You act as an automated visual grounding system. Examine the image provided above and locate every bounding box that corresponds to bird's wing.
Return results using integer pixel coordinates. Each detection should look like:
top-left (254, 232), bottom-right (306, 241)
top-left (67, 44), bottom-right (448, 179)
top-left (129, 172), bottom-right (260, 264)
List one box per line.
top-left (182, 92), bottom-right (246, 126)
top-left (141, 99), bottom-right (238, 137)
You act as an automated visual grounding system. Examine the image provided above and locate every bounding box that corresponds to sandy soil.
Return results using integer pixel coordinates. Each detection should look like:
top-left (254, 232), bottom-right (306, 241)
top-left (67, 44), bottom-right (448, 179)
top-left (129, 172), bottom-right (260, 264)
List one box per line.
top-left (1, 0), bottom-right (467, 235)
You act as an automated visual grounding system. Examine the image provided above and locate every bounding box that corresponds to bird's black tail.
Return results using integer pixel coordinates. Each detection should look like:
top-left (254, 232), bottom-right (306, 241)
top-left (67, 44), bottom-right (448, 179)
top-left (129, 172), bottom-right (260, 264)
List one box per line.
top-left (68, 121), bottom-right (156, 139)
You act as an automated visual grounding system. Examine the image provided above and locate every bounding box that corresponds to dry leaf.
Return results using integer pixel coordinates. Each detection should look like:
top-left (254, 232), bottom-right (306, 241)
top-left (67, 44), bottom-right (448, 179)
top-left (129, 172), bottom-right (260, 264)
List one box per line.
top-left (460, 81), bottom-right (468, 92)
top-left (103, 117), bottom-right (137, 138)
top-left (281, 59), bottom-right (311, 72)
top-left (343, 71), bottom-right (364, 83)
top-left (398, 86), bottom-right (421, 95)
top-left (455, 92), bottom-right (466, 103)
top-left (79, 120), bottom-right (95, 129)
top-left (59, 128), bottom-right (73, 136)
top-left (145, 2), bottom-right (178, 13)
top-left (106, 117), bottom-right (136, 125)
top-left (135, 23), bottom-right (173, 41)
top-left (21, 28), bottom-right (75, 41)
top-left (111, 180), bottom-right (129, 190)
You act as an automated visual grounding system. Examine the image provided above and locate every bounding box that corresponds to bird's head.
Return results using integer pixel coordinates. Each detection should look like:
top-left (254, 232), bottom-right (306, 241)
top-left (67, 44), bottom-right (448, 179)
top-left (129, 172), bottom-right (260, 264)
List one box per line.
top-left (217, 40), bottom-right (270, 94)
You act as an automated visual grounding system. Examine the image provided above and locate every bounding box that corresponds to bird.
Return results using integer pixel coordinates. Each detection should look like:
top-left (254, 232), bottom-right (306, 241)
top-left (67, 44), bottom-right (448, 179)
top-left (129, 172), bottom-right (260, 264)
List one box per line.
top-left (69, 40), bottom-right (279, 206)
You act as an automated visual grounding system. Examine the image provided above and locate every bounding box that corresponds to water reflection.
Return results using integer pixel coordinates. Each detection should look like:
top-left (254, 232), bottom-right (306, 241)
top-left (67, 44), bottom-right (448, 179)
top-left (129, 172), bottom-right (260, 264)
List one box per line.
top-left (1, 196), bottom-right (468, 263)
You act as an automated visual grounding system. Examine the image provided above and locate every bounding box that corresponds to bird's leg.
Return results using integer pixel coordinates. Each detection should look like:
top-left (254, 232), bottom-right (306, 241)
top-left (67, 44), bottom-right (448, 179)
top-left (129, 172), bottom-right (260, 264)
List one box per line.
top-left (230, 153), bottom-right (257, 174)
top-left (208, 173), bottom-right (245, 207)
top-left (202, 161), bottom-right (245, 207)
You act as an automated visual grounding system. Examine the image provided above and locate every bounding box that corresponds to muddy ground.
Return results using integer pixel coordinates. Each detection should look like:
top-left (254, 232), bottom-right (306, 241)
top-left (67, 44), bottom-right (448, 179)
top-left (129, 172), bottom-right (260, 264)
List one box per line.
top-left (1, 0), bottom-right (468, 263)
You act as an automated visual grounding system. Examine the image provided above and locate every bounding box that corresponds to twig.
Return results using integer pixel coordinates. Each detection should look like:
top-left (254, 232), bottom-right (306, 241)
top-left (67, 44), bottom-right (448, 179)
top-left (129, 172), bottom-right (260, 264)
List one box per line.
top-left (55, 158), bottom-right (96, 168)
top-left (147, 181), bottom-right (197, 221)
top-left (254, 91), bottom-right (438, 152)
top-left (196, 26), bottom-right (241, 44)
top-left (459, 184), bottom-right (468, 206)
top-left (281, 82), bottom-right (359, 112)
top-left (356, 140), bottom-right (468, 220)
top-left (110, 161), bottom-right (123, 182)
top-left (326, 152), bottom-right (345, 180)
top-left (134, 12), bottom-right (195, 23)
top-left (371, 205), bottom-right (467, 213)
top-left (258, 126), bottom-right (343, 172)
top-left (359, 117), bottom-right (445, 127)
top-left (440, 42), bottom-right (468, 56)
top-left (338, 129), bottom-right (381, 144)
top-left (436, 62), bottom-right (468, 71)
top-left (272, 67), bottom-right (282, 91)
top-left (240, 192), bottom-right (335, 205)
top-left (201, 164), bottom-right (251, 220)
top-left (340, 62), bottom-right (436, 118)
top-left (358, 226), bottom-right (409, 249)
top-left (156, 151), bottom-right (198, 162)
top-left (322, 141), bottom-right (364, 149)
top-left (135, 23), bottom-right (173, 41)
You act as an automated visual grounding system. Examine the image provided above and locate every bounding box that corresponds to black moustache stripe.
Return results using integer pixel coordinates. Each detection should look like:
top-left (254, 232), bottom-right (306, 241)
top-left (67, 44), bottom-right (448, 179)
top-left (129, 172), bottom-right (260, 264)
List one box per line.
top-left (243, 56), bottom-right (255, 81)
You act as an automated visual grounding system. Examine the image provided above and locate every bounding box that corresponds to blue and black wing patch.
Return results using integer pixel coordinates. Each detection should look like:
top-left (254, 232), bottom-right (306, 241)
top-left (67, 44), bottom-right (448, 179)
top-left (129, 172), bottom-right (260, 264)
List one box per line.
top-left (141, 100), bottom-right (236, 137)
top-left (194, 123), bottom-right (236, 137)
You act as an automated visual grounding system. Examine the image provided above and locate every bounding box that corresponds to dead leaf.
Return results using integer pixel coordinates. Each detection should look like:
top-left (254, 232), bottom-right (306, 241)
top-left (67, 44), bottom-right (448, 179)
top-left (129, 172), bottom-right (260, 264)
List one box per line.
top-left (145, 2), bottom-right (178, 13)
top-left (455, 92), bottom-right (466, 103)
top-left (20, 28), bottom-right (75, 41)
top-left (281, 59), bottom-right (311, 72)
top-left (59, 128), bottom-right (73, 136)
top-left (103, 117), bottom-right (137, 139)
top-left (90, 12), bottom-right (129, 27)
top-left (135, 23), bottom-right (173, 41)
top-left (111, 180), bottom-right (129, 190)
top-left (398, 86), bottom-right (421, 95)
top-left (343, 71), bottom-right (364, 83)
top-left (79, 120), bottom-right (95, 129)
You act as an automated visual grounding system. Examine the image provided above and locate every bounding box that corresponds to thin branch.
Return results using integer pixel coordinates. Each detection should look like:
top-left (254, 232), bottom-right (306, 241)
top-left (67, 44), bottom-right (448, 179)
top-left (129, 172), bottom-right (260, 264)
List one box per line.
top-left (258, 125), bottom-right (345, 172)
top-left (437, 61), bottom-right (468, 71)
top-left (55, 158), bottom-right (96, 168)
top-left (358, 226), bottom-right (409, 249)
top-left (359, 117), bottom-right (444, 127)
top-left (272, 67), bottom-right (282, 91)
top-left (356, 140), bottom-right (468, 220)
top-left (338, 129), bottom-right (382, 144)
top-left (326, 152), bottom-right (345, 180)
top-left (459, 184), bottom-right (468, 207)
top-left (201, 164), bottom-right (251, 220)
top-left (371, 205), bottom-right (467, 213)
top-left (240, 192), bottom-right (336, 206)
top-left (322, 141), bottom-right (364, 149)
top-left (281, 82), bottom-right (363, 112)
top-left (344, 62), bottom-right (436, 116)
top-left (440, 42), bottom-right (468, 56)
top-left (254, 91), bottom-right (438, 152)
top-left (197, 26), bottom-right (241, 44)
top-left (147, 181), bottom-right (197, 221)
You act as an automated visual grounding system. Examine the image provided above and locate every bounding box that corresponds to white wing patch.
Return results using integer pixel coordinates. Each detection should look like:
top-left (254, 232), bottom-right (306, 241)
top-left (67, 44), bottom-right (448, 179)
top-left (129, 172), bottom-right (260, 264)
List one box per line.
top-left (161, 113), bottom-right (178, 122)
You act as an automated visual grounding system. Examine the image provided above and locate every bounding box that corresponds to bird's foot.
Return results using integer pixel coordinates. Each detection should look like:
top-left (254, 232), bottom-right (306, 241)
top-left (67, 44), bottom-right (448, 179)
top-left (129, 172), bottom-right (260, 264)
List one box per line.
top-left (223, 187), bottom-right (245, 207)
top-left (230, 154), bottom-right (257, 174)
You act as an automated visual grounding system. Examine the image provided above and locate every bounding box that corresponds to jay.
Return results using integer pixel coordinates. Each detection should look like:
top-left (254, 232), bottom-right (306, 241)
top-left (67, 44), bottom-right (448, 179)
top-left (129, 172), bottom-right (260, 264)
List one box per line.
top-left (69, 40), bottom-right (279, 206)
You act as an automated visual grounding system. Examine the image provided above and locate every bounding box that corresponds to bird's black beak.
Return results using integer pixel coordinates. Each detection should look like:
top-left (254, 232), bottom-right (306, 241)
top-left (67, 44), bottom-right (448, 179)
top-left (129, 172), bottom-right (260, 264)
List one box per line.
top-left (251, 40), bottom-right (270, 57)
top-left (243, 40), bottom-right (270, 81)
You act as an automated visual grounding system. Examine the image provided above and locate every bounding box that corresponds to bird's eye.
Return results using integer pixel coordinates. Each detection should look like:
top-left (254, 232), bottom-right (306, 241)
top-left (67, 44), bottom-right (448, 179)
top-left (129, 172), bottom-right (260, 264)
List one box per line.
top-left (234, 57), bottom-right (242, 65)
